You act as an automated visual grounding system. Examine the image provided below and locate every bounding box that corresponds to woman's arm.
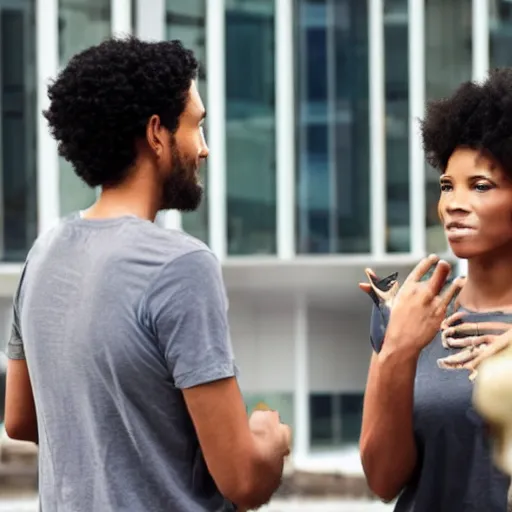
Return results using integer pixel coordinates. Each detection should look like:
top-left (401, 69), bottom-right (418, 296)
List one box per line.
top-left (358, 255), bottom-right (464, 502)
top-left (359, 346), bottom-right (419, 502)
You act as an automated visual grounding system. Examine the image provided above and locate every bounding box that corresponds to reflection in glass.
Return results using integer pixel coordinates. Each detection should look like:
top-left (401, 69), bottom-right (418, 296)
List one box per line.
top-left (310, 393), bottom-right (363, 448)
top-left (296, 0), bottom-right (369, 254)
top-left (425, 0), bottom-right (472, 253)
top-left (385, 0), bottom-right (409, 252)
top-left (58, 0), bottom-right (111, 216)
top-left (226, 0), bottom-right (276, 255)
top-left (166, 1), bottom-right (208, 243)
top-left (0, 1), bottom-right (37, 261)
top-left (489, 0), bottom-right (512, 68)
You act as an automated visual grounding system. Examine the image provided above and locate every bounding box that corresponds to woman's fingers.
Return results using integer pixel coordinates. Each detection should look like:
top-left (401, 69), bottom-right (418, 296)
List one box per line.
top-left (443, 334), bottom-right (491, 349)
top-left (443, 321), bottom-right (511, 339)
top-left (441, 310), bottom-right (467, 331)
top-left (437, 277), bottom-right (465, 312)
top-left (359, 283), bottom-right (372, 293)
top-left (466, 333), bottom-right (512, 373)
top-left (437, 346), bottom-right (482, 369)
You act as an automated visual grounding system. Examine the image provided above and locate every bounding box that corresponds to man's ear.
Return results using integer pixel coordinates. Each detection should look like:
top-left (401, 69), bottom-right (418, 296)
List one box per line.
top-left (146, 115), bottom-right (164, 158)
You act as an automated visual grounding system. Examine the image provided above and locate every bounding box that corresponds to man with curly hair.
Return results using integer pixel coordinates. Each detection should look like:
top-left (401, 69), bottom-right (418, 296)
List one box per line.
top-left (3, 37), bottom-right (291, 512)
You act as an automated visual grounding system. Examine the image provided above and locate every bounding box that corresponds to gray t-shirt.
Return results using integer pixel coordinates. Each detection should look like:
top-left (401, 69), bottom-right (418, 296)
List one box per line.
top-left (370, 305), bottom-right (511, 511)
top-left (7, 213), bottom-right (238, 512)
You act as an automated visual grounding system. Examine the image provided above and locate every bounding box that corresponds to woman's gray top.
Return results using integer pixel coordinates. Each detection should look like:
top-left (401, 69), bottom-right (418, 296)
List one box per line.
top-left (369, 301), bottom-right (511, 512)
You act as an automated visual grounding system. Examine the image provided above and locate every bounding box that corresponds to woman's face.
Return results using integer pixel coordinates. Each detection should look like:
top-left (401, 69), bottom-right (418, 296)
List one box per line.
top-left (438, 147), bottom-right (512, 259)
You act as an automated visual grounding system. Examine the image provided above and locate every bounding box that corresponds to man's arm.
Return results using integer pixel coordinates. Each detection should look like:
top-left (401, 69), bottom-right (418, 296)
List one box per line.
top-left (5, 360), bottom-right (38, 444)
top-left (4, 285), bottom-right (38, 444)
top-left (145, 249), bottom-right (288, 509)
top-left (183, 377), bottom-right (287, 510)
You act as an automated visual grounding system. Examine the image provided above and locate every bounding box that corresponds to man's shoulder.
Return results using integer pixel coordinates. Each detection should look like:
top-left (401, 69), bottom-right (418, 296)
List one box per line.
top-left (142, 225), bottom-right (217, 272)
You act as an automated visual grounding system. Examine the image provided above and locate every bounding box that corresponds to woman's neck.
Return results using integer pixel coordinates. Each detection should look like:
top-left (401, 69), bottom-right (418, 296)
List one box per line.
top-left (458, 248), bottom-right (512, 312)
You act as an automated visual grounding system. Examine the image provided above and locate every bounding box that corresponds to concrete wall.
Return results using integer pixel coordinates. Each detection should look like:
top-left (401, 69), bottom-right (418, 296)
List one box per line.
top-left (228, 292), bottom-right (372, 395)
top-left (308, 308), bottom-right (372, 393)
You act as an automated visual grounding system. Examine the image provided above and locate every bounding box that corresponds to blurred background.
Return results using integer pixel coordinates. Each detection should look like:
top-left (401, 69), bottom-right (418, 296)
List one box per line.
top-left (0, 0), bottom-right (508, 510)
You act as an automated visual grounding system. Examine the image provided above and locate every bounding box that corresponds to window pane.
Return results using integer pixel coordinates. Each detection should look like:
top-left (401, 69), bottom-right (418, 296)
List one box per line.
top-left (490, 0), bottom-right (512, 68)
top-left (425, 0), bottom-right (472, 253)
top-left (0, 1), bottom-right (37, 262)
top-left (385, 0), bottom-right (409, 253)
top-left (58, 0), bottom-right (111, 216)
top-left (226, 0), bottom-right (276, 255)
top-left (296, 0), bottom-right (370, 254)
top-left (166, 1), bottom-right (208, 243)
top-left (310, 394), bottom-right (333, 447)
top-left (310, 393), bottom-right (364, 448)
top-left (340, 393), bottom-right (363, 444)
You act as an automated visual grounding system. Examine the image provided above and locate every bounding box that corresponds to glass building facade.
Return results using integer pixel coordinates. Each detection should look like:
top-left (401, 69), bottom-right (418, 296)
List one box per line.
top-left (7, 0), bottom-right (503, 263)
top-left (0, 0), bottom-right (507, 454)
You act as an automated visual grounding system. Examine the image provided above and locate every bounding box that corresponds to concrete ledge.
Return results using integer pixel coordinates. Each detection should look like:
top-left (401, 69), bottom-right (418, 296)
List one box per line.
top-left (277, 470), bottom-right (374, 499)
top-left (0, 434), bottom-right (38, 494)
top-left (0, 435), bottom-right (375, 500)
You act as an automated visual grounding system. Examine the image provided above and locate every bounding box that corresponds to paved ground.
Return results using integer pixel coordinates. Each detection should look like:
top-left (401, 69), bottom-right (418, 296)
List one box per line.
top-left (0, 496), bottom-right (394, 512)
top-left (264, 498), bottom-right (394, 511)
top-left (0, 499), bottom-right (38, 512)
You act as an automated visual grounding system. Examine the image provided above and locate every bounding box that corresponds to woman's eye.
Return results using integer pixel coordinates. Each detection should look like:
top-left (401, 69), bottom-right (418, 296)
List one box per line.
top-left (440, 183), bottom-right (452, 192)
top-left (474, 182), bottom-right (491, 192)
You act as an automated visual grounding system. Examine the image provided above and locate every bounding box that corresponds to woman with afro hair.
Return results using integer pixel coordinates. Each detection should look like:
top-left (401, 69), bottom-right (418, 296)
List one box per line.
top-left (358, 67), bottom-right (512, 511)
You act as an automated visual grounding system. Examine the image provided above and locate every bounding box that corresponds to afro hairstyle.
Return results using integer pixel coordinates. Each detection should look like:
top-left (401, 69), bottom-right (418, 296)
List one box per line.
top-left (43, 36), bottom-right (199, 188)
top-left (420, 67), bottom-right (512, 175)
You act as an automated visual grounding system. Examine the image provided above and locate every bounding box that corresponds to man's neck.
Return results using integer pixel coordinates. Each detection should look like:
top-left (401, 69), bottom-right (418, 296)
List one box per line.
top-left (83, 179), bottom-right (160, 222)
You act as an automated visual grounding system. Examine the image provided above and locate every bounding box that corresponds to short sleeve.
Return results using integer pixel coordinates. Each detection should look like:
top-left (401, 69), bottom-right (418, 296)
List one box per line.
top-left (6, 275), bottom-right (25, 360)
top-left (369, 303), bottom-right (390, 354)
top-left (144, 249), bottom-right (238, 389)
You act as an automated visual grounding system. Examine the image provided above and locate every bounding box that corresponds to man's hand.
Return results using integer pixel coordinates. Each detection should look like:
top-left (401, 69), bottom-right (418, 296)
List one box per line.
top-left (249, 409), bottom-right (291, 457)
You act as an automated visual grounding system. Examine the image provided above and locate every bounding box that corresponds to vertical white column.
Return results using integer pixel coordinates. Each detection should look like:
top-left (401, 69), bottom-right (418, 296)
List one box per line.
top-left (369, 0), bottom-right (386, 258)
top-left (36, 0), bottom-right (60, 234)
top-left (206, 0), bottom-right (227, 260)
top-left (136, 0), bottom-right (182, 231)
top-left (327, 0), bottom-right (338, 254)
top-left (472, 0), bottom-right (489, 83)
top-left (409, 0), bottom-right (426, 258)
top-left (276, 0), bottom-right (295, 259)
top-left (293, 293), bottom-right (309, 463)
top-left (457, 0), bottom-right (490, 277)
top-left (111, 0), bottom-right (132, 38)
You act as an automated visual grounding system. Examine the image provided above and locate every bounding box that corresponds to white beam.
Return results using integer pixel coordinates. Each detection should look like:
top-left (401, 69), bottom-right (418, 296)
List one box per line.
top-left (472, 0), bottom-right (489, 83)
top-left (276, 0), bottom-right (295, 259)
top-left (369, 0), bottom-right (386, 258)
top-left (327, 0), bottom-right (338, 253)
top-left (36, 0), bottom-right (60, 234)
top-left (136, 0), bottom-right (181, 230)
top-left (457, 0), bottom-right (490, 278)
top-left (111, 0), bottom-right (132, 38)
top-left (409, 0), bottom-right (426, 258)
top-left (293, 293), bottom-right (309, 462)
top-left (206, 0), bottom-right (227, 260)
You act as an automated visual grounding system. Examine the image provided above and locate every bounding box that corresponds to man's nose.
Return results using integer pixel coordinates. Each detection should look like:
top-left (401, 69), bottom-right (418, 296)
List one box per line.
top-left (199, 144), bottom-right (209, 159)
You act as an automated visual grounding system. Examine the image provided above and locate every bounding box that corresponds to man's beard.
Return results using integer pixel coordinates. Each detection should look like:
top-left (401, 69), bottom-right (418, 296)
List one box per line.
top-left (160, 143), bottom-right (203, 212)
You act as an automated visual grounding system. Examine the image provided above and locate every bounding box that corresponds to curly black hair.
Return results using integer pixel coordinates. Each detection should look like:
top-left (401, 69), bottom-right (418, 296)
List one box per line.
top-left (421, 67), bottom-right (512, 175)
top-left (43, 36), bottom-right (199, 187)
